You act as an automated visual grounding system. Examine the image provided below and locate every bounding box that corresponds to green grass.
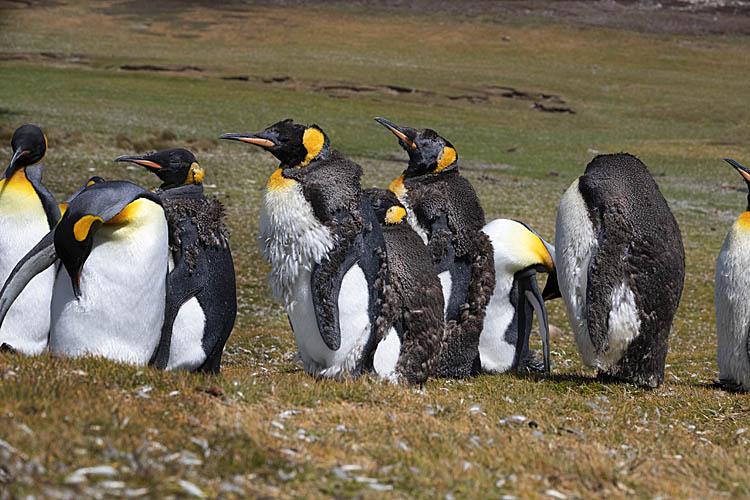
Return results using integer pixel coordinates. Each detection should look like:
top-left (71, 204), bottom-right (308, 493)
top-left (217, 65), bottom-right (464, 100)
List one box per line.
top-left (1, 1), bottom-right (750, 498)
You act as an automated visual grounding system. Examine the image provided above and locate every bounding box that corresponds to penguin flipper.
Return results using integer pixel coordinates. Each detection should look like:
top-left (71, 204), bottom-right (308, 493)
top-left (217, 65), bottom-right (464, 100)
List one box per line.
top-left (0, 230), bottom-right (58, 328)
top-left (151, 219), bottom-right (207, 370)
top-left (311, 209), bottom-right (362, 352)
top-left (585, 218), bottom-right (625, 355)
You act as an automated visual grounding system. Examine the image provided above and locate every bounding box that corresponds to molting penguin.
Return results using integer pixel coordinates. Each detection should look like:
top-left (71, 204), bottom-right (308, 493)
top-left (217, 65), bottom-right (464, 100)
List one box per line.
top-left (220, 120), bottom-right (387, 379)
top-left (115, 148), bottom-right (236, 373)
top-left (715, 158), bottom-right (750, 391)
top-left (0, 181), bottom-right (168, 364)
top-left (363, 188), bottom-right (443, 384)
top-left (374, 117), bottom-right (496, 378)
top-left (555, 153), bottom-right (684, 388)
top-left (0, 125), bottom-right (59, 354)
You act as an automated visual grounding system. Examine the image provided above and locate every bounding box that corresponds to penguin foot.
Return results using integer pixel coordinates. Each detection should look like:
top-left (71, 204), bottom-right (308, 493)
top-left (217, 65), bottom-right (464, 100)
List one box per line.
top-left (712, 378), bottom-right (746, 393)
top-left (518, 350), bottom-right (545, 373)
top-left (0, 343), bottom-right (17, 354)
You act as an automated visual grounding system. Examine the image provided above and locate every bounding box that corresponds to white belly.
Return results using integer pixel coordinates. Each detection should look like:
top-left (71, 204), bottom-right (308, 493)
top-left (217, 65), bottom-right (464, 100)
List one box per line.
top-left (556, 179), bottom-right (599, 367)
top-left (715, 219), bottom-right (750, 390)
top-left (49, 213), bottom-right (168, 365)
top-left (166, 297), bottom-right (207, 371)
top-left (438, 270), bottom-right (452, 318)
top-left (477, 220), bottom-right (529, 373)
top-left (0, 199), bottom-right (54, 355)
top-left (373, 326), bottom-right (401, 383)
top-left (288, 264), bottom-right (371, 379)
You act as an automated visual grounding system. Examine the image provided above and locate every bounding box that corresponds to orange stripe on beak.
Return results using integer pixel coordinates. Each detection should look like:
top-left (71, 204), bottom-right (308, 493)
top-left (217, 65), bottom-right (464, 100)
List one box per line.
top-left (238, 137), bottom-right (275, 147)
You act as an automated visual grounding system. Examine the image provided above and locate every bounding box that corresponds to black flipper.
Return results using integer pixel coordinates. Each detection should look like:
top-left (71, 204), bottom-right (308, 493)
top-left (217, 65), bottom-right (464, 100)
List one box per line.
top-left (0, 230), bottom-right (57, 328)
top-left (150, 217), bottom-right (207, 370)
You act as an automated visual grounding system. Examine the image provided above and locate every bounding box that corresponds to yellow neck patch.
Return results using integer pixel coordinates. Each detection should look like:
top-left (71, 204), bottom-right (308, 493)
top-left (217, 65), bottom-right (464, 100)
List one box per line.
top-left (73, 215), bottom-right (103, 242)
top-left (267, 168), bottom-right (296, 191)
top-left (385, 206), bottom-right (406, 225)
top-left (389, 174), bottom-right (407, 198)
top-left (185, 162), bottom-right (205, 185)
top-left (736, 211), bottom-right (750, 230)
top-left (298, 127), bottom-right (325, 168)
top-left (108, 198), bottom-right (150, 225)
top-left (434, 146), bottom-right (457, 173)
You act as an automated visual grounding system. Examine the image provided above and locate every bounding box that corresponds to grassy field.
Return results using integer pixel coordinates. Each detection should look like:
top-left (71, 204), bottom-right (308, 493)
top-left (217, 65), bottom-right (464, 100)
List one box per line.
top-left (1, 1), bottom-right (750, 498)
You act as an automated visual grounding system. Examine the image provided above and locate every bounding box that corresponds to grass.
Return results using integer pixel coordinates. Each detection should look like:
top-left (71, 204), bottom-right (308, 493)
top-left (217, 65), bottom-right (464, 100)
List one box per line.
top-left (1, 1), bottom-right (750, 498)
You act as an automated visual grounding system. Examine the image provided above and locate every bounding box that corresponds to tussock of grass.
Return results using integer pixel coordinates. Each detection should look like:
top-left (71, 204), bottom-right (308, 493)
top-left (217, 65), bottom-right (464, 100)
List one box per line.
top-left (1, 1), bottom-right (750, 498)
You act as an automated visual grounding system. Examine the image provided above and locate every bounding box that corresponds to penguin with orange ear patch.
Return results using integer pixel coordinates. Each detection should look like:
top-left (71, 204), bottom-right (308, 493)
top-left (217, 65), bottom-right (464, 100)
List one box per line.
top-left (115, 148), bottom-right (236, 373)
top-left (0, 125), bottom-right (59, 354)
top-left (364, 187), bottom-right (444, 384)
top-left (715, 158), bottom-right (750, 391)
top-left (374, 117), bottom-right (495, 378)
top-left (220, 120), bottom-right (387, 380)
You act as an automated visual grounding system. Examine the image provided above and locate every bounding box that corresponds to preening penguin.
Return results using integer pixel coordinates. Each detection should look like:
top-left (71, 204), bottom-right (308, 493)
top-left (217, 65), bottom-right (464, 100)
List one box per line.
top-left (715, 158), bottom-right (750, 391)
top-left (479, 219), bottom-right (557, 374)
top-left (555, 153), bottom-right (685, 388)
top-left (363, 188), bottom-right (443, 384)
top-left (115, 148), bottom-right (236, 373)
top-left (374, 117), bottom-right (495, 378)
top-left (220, 120), bottom-right (387, 379)
top-left (0, 125), bottom-right (59, 354)
top-left (0, 181), bottom-right (168, 364)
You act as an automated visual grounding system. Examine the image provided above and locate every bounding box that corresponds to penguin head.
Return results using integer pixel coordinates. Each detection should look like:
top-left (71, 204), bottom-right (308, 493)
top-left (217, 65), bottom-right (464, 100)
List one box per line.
top-left (5, 125), bottom-right (47, 178)
top-left (54, 181), bottom-right (161, 297)
top-left (114, 148), bottom-right (204, 189)
top-left (374, 117), bottom-right (458, 178)
top-left (364, 187), bottom-right (408, 226)
top-left (219, 119), bottom-right (330, 168)
top-left (725, 158), bottom-right (750, 211)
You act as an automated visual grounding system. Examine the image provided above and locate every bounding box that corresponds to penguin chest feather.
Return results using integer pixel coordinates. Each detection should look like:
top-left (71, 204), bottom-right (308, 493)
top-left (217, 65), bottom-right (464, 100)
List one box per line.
top-left (0, 172), bottom-right (55, 354)
top-left (258, 171), bottom-right (334, 306)
top-left (50, 199), bottom-right (168, 364)
top-left (556, 180), bottom-right (600, 366)
top-left (715, 214), bottom-right (750, 389)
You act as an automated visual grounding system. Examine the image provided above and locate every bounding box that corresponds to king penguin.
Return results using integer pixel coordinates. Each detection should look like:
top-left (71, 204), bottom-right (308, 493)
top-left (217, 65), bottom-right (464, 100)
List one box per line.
top-left (715, 158), bottom-right (750, 391)
top-left (480, 219), bottom-right (557, 374)
top-left (0, 125), bottom-right (59, 354)
top-left (363, 188), bottom-right (444, 384)
top-left (555, 153), bottom-right (685, 388)
top-left (115, 148), bottom-right (236, 373)
top-left (0, 181), bottom-right (168, 364)
top-left (220, 120), bottom-right (388, 379)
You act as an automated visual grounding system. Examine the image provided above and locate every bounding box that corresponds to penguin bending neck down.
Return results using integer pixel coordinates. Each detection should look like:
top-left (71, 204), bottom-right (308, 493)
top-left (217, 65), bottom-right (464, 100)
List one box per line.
top-left (0, 181), bottom-right (168, 364)
top-left (555, 153), bottom-right (685, 388)
top-left (115, 148), bottom-right (236, 373)
top-left (220, 119), bottom-right (388, 380)
top-left (0, 125), bottom-right (59, 354)
top-left (715, 158), bottom-right (750, 392)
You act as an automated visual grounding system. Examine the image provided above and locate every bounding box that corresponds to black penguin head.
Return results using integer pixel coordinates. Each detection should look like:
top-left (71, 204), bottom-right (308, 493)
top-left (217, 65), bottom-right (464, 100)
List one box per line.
top-left (374, 117), bottom-right (458, 178)
top-left (54, 181), bottom-right (161, 297)
top-left (725, 158), bottom-right (750, 211)
top-left (364, 187), bottom-right (408, 226)
top-left (115, 148), bottom-right (203, 189)
top-left (6, 125), bottom-right (47, 177)
top-left (219, 119), bottom-right (330, 168)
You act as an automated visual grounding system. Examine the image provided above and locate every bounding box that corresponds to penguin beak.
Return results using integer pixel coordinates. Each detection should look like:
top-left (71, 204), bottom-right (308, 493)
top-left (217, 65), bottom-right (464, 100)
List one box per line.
top-left (374, 117), bottom-right (417, 149)
top-left (542, 270), bottom-right (562, 301)
top-left (513, 267), bottom-right (551, 373)
top-left (114, 155), bottom-right (163, 172)
top-left (725, 158), bottom-right (750, 182)
top-left (218, 132), bottom-right (276, 148)
top-left (0, 230), bottom-right (58, 330)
